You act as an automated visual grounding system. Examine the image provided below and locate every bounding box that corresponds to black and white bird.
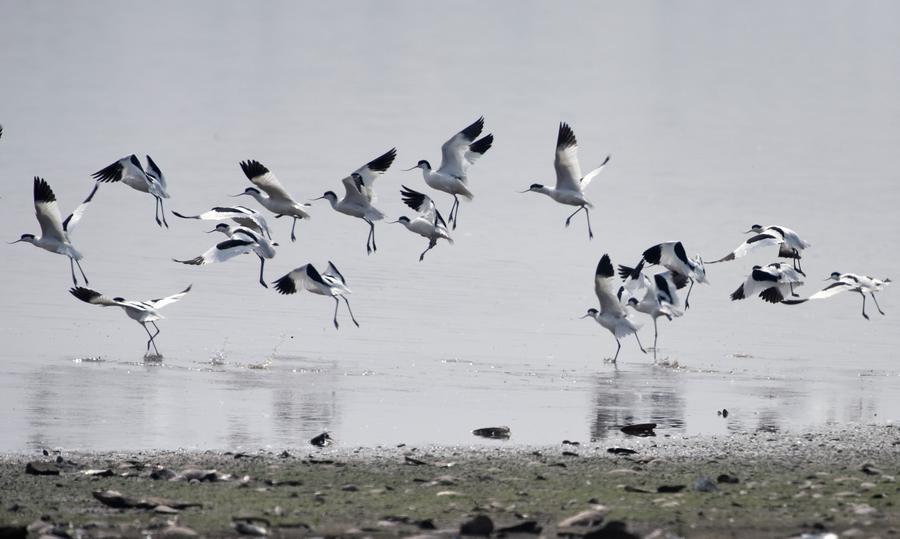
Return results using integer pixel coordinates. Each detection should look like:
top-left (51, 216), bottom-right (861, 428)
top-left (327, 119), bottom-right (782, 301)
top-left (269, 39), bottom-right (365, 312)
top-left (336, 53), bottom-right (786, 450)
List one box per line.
top-left (617, 261), bottom-right (683, 361)
top-left (581, 254), bottom-right (646, 363)
top-left (236, 160), bottom-right (311, 241)
top-left (404, 117), bottom-right (493, 229)
top-left (711, 224), bottom-right (811, 272)
top-left (317, 175), bottom-right (386, 255)
top-left (392, 185), bottom-right (454, 261)
top-left (640, 241), bottom-right (708, 308)
top-left (272, 262), bottom-right (359, 329)
top-left (69, 284), bottom-right (191, 357)
top-left (730, 262), bottom-right (805, 304)
top-left (521, 122), bottom-right (610, 240)
top-left (783, 272), bottom-right (891, 319)
top-left (172, 205), bottom-right (272, 239)
top-left (12, 177), bottom-right (97, 285)
top-left (347, 147), bottom-right (397, 203)
top-left (174, 226), bottom-right (277, 288)
top-left (92, 155), bottom-right (170, 227)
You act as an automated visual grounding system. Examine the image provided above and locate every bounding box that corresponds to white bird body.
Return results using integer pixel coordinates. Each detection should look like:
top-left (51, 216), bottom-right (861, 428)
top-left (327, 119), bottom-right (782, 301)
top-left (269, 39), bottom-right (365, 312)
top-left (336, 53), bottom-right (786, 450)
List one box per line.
top-left (712, 224), bottom-right (811, 271)
top-left (582, 254), bottom-right (645, 363)
top-left (237, 160), bottom-right (311, 241)
top-left (783, 272), bottom-right (891, 319)
top-left (641, 241), bottom-right (707, 308)
top-left (319, 166), bottom-right (390, 254)
top-left (174, 226), bottom-right (276, 288)
top-left (407, 117), bottom-right (493, 228)
top-left (273, 262), bottom-right (359, 329)
top-left (172, 205), bottom-right (271, 239)
top-left (351, 148), bottom-right (397, 203)
top-left (730, 262), bottom-right (804, 304)
top-left (92, 155), bottom-right (171, 227)
top-left (523, 122), bottom-right (610, 239)
top-left (13, 177), bottom-right (97, 284)
top-left (394, 185), bottom-right (453, 261)
top-left (69, 285), bottom-right (191, 356)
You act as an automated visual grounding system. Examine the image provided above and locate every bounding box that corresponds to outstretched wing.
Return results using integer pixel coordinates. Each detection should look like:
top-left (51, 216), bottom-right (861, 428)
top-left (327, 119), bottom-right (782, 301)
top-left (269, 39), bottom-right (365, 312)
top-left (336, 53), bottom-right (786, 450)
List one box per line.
top-left (62, 183), bottom-right (99, 233)
top-left (352, 148), bottom-right (396, 202)
top-left (33, 177), bottom-right (66, 242)
top-left (553, 122), bottom-right (582, 193)
top-left (438, 116), bottom-right (484, 179)
top-left (594, 254), bottom-right (627, 317)
top-left (340, 175), bottom-right (370, 207)
top-left (174, 238), bottom-right (255, 265)
top-left (240, 160), bottom-right (293, 200)
top-left (463, 134), bottom-right (493, 167)
top-left (711, 233), bottom-right (782, 263)
top-left (808, 280), bottom-right (854, 300)
top-left (145, 155), bottom-right (167, 192)
top-left (146, 285), bottom-right (192, 309)
top-left (400, 185), bottom-right (438, 224)
top-left (325, 261), bottom-right (347, 285)
top-left (69, 286), bottom-right (120, 307)
top-left (272, 264), bottom-right (329, 295)
top-left (578, 154), bottom-right (610, 191)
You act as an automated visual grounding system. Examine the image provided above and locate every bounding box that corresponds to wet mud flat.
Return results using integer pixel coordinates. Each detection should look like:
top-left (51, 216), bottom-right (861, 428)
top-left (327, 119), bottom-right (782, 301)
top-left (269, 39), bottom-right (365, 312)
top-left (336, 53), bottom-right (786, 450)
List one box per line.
top-left (1, 425), bottom-right (898, 538)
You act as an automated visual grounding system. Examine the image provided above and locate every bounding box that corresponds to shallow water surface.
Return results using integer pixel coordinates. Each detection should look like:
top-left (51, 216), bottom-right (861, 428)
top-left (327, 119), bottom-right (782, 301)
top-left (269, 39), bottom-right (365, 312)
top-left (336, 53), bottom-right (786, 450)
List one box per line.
top-left (0, 1), bottom-right (898, 451)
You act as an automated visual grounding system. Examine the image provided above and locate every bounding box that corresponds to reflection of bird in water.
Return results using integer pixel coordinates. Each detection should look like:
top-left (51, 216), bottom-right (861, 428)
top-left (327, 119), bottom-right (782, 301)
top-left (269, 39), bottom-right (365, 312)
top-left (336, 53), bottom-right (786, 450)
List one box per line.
top-left (783, 272), bottom-right (890, 319)
top-left (581, 254), bottom-right (645, 363)
top-left (616, 260), bottom-right (683, 362)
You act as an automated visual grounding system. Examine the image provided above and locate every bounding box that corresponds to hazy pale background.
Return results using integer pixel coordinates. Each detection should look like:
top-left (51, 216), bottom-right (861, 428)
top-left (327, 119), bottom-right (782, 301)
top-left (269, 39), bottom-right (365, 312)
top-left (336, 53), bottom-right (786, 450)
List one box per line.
top-left (1, 1), bottom-right (898, 451)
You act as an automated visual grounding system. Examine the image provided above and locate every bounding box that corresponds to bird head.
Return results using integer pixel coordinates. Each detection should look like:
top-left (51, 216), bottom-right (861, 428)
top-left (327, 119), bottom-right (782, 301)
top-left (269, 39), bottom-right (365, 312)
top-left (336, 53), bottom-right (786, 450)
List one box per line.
top-left (744, 224), bottom-right (764, 234)
top-left (826, 271), bottom-right (842, 281)
top-left (232, 187), bottom-right (261, 197)
top-left (519, 183), bottom-right (544, 194)
top-left (388, 216), bottom-right (411, 225)
top-left (206, 223), bottom-right (231, 234)
top-left (313, 191), bottom-right (338, 204)
top-left (402, 160), bottom-right (430, 171)
top-left (580, 308), bottom-right (599, 319)
top-left (10, 233), bottom-right (36, 244)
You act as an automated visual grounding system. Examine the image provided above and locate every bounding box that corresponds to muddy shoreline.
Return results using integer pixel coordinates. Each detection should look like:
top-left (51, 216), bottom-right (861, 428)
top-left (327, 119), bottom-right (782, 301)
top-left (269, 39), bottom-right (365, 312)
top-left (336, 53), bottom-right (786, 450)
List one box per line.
top-left (1, 424), bottom-right (898, 538)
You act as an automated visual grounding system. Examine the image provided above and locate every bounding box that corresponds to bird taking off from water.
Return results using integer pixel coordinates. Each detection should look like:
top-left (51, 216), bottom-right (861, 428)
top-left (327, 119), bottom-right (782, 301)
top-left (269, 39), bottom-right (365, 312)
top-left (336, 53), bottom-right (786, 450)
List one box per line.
top-left (711, 224), bottom-right (811, 272)
top-left (392, 185), bottom-right (454, 261)
top-left (521, 122), bottom-right (610, 240)
top-left (69, 284), bottom-right (191, 358)
top-left (92, 155), bottom-right (170, 227)
top-left (12, 177), bottom-right (97, 285)
top-left (581, 254), bottom-right (646, 363)
top-left (783, 272), bottom-right (890, 319)
top-left (404, 116), bottom-right (493, 229)
top-left (174, 226), bottom-right (276, 288)
top-left (172, 205), bottom-right (272, 239)
top-left (617, 261), bottom-right (683, 362)
top-left (236, 160), bottom-right (311, 242)
top-left (272, 262), bottom-right (359, 329)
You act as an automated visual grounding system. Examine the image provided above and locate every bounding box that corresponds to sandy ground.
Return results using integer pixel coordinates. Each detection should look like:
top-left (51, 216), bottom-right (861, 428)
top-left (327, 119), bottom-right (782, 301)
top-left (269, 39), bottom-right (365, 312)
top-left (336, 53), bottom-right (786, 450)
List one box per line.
top-left (0, 424), bottom-right (898, 538)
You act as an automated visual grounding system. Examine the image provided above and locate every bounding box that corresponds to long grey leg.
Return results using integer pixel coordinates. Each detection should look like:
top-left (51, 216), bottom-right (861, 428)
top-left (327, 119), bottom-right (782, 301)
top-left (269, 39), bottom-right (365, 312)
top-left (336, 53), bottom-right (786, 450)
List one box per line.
top-left (450, 196), bottom-right (460, 229)
top-left (860, 291), bottom-right (869, 320)
top-left (159, 198), bottom-right (169, 228)
top-left (652, 318), bottom-right (659, 362)
top-left (564, 206), bottom-right (584, 227)
top-left (871, 293), bottom-right (886, 315)
top-left (142, 322), bottom-right (160, 356)
top-left (74, 258), bottom-right (89, 285)
top-left (583, 207), bottom-right (594, 239)
top-left (257, 256), bottom-right (267, 288)
top-left (685, 279), bottom-right (695, 309)
top-left (341, 296), bottom-right (360, 327)
top-left (365, 219), bottom-right (375, 255)
top-left (612, 338), bottom-right (621, 363)
top-left (419, 238), bottom-right (437, 262)
top-left (290, 217), bottom-right (298, 242)
top-left (332, 297), bottom-right (340, 329)
top-left (634, 332), bottom-right (647, 354)
top-left (69, 258), bottom-right (77, 285)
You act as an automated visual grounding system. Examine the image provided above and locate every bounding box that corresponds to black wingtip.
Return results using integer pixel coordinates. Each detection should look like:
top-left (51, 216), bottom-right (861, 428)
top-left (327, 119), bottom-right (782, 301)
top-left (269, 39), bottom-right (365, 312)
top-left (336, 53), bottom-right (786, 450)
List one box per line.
top-left (617, 265), bottom-right (633, 280)
top-left (70, 286), bottom-right (100, 303)
top-left (240, 160), bottom-right (269, 179)
top-left (642, 244), bottom-right (662, 265)
top-left (272, 274), bottom-right (297, 295)
top-left (596, 254), bottom-right (614, 278)
top-left (469, 134), bottom-right (493, 156)
top-left (671, 272), bottom-right (690, 290)
top-left (91, 160), bottom-right (123, 183)
top-left (33, 177), bottom-right (56, 204)
top-left (557, 122), bottom-right (577, 150)
top-left (459, 116), bottom-right (485, 142)
top-left (399, 185), bottom-right (426, 211)
top-left (367, 148), bottom-right (397, 173)
top-left (730, 285), bottom-right (745, 301)
top-left (759, 287), bottom-right (785, 304)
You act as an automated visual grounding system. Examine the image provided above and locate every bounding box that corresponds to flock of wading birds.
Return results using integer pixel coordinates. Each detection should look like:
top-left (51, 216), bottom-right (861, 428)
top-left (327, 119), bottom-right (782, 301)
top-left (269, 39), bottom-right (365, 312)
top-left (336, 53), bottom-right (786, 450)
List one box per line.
top-left (3, 119), bottom-right (892, 361)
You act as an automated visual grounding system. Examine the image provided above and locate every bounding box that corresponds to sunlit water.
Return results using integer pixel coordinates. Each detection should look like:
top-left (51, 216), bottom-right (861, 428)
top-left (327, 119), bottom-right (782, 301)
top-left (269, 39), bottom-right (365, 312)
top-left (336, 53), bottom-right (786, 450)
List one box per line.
top-left (1, 1), bottom-right (898, 452)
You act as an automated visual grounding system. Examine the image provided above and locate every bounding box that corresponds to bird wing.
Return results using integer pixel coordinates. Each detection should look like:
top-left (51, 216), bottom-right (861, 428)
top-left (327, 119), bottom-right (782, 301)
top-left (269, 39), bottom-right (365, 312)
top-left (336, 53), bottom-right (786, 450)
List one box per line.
top-left (400, 185), bottom-right (438, 223)
top-left (273, 264), bottom-right (329, 295)
top-left (62, 182), bottom-right (99, 233)
top-left (712, 233), bottom-right (782, 263)
top-left (145, 155), bottom-right (167, 193)
top-left (352, 148), bottom-right (397, 202)
top-left (553, 123), bottom-right (582, 193)
top-left (240, 160), bottom-right (293, 200)
top-left (463, 134), bottom-right (493, 166)
top-left (594, 254), bottom-right (627, 317)
top-left (146, 285), bottom-right (192, 309)
top-left (578, 155), bottom-right (610, 191)
top-left (325, 261), bottom-right (347, 285)
top-left (341, 175), bottom-right (370, 207)
top-left (33, 177), bottom-right (66, 242)
top-left (174, 238), bottom-right (255, 265)
top-left (438, 116), bottom-right (484, 179)
top-left (808, 280), bottom-right (854, 300)
top-left (92, 155), bottom-right (145, 185)
top-left (69, 286), bottom-right (120, 307)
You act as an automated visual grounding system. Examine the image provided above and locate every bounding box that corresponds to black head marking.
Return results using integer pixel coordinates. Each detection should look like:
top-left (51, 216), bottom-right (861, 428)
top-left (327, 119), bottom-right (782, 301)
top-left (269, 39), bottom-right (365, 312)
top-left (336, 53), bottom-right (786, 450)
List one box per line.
top-left (829, 271), bottom-right (841, 279)
top-left (397, 216), bottom-right (411, 224)
top-left (112, 296), bottom-right (126, 303)
top-left (528, 183), bottom-right (543, 190)
top-left (586, 308), bottom-right (599, 316)
top-left (243, 187), bottom-right (261, 195)
top-left (19, 233), bottom-right (36, 240)
top-left (417, 159), bottom-right (431, 169)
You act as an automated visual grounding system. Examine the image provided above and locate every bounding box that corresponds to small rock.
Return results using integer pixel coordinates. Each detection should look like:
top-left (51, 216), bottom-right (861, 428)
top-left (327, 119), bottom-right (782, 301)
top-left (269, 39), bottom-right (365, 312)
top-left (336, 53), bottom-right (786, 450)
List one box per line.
top-left (558, 509), bottom-right (606, 527)
top-left (433, 475), bottom-right (456, 485)
top-left (607, 447), bottom-right (637, 455)
top-left (83, 469), bottom-right (114, 477)
top-left (404, 455), bottom-right (428, 466)
top-left (693, 477), bottom-right (719, 493)
top-left (460, 515), bottom-right (493, 536)
top-left (472, 426), bottom-right (511, 439)
top-left (0, 525), bottom-right (27, 539)
top-left (861, 464), bottom-right (882, 476)
top-left (620, 423), bottom-right (656, 437)
top-left (341, 484), bottom-right (358, 492)
top-left (160, 526), bottom-right (199, 538)
top-left (150, 467), bottom-right (177, 480)
top-left (562, 440), bottom-right (581, 446)
top-left (562, 451), bottom-right (579, 457)
top-left (25, 462), bottom-right (59, 476)
top-left (310, 432), bottom-right (333, 447)
top-left (496, 520), bottom-right (541, 534)
top-left (584, 521), bottom-right (640, 539)
top-left (154, 505), bottom-right (180, 514)
top-left (657, 485), bottom-right (686, 493)
top-left (233, 518), bottom-right (270, 536)
top-left (278, 450), bottom-right (291, 458)
top-left (717, 473), bottom-right (740, 484)
top-left (624, 485), bottom-right (652, 493)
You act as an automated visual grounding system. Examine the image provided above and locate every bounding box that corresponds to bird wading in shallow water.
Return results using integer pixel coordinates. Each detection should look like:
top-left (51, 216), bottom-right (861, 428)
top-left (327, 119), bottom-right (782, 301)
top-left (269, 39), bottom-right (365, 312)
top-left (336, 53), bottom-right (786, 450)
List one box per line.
top-left (236, 160), bottom-right (311, 241)
top-left (272, 262), bottom-right (359, 329)
top-left (69, 284), bottom-right (191, 358)
top-left (783, 272), bottom-right (891, 319)
top-left (92, 154), bottom-right (171, 227)
top-left (12, 177), bottom-right (97, 285)
top-left (616, 260), bottom-right (684, 362)
top-left (521, 122), bottom-right (610, 240)
top-left (404, 116), bottom-right (493, 229)
top-left (582, 254), bottom-right (646, 363)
